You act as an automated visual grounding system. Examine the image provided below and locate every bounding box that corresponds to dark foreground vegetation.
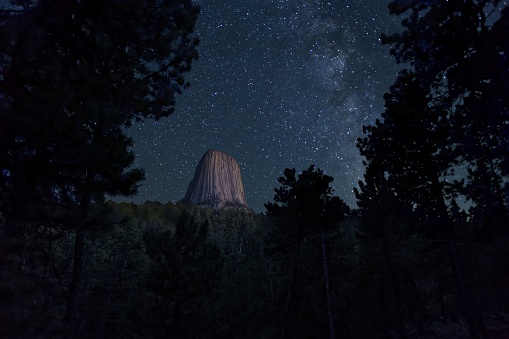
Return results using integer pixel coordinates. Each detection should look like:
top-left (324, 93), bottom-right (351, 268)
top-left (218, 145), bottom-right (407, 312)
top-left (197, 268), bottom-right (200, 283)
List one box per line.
top-left (0, 199), bottom-right (508, 338)
top-left (1, 0), bottom-right (509, 338)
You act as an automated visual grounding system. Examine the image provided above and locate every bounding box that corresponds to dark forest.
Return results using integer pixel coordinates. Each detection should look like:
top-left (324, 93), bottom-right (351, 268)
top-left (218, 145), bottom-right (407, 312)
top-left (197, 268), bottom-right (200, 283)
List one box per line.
top-left (1, 0), bottom-right (508, 338)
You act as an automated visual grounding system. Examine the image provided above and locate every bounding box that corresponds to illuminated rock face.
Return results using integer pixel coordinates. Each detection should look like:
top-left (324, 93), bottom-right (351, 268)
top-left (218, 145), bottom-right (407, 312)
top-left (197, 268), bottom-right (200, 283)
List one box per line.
top-left (182, 149), bottom-right (248, 209)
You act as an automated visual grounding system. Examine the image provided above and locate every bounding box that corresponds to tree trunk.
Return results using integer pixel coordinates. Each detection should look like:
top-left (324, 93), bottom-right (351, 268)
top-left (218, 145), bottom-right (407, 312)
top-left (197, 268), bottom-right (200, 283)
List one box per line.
top-left (280, 234), bottom-right (301, 339)
top-left (63, 227), bottom-right (85, 339)
top-left (447, 235), bottom-right (490, 339)
top-left (63, 194), bottom-right (90, 339)
top-left (321, 227), bottom-right (336, 339)
top-left (382, 232), bottom-right (404, 338)
top-left (430, 173), bottom-right (489, 339)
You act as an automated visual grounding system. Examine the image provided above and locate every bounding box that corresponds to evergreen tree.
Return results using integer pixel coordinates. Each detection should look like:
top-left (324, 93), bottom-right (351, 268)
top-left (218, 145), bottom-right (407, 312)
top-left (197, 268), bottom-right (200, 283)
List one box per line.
top-left (0, 1), bottom-right (199, 337)
top-left (357, 1), bottom-right (509, 337)
top-left (358, 0), bottom-right (509, 224)
top-left (199, 207), bottom-right (273, 338)
top-left (266, 165), bottom-right (350, 339)
top-left (354, 163), bottom-right (433, 336)
top-left (143, 212), bottom-right (223, 338)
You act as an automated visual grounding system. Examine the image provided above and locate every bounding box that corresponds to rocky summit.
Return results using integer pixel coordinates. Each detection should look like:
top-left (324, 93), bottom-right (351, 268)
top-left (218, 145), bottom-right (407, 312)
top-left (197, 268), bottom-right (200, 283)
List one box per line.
top-left (182, 149), bottom-right (248, 209)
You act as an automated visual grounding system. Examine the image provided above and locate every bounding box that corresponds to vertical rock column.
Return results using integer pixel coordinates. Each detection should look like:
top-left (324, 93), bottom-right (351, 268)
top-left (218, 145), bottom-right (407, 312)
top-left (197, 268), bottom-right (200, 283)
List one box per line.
top-left (182, 149), bottom-right (248, 209)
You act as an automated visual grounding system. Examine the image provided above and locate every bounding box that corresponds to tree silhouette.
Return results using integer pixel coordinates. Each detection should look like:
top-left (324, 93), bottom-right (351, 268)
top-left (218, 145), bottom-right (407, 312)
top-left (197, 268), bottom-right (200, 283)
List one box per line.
top-left (266, 165), bottom-right (350, 339)
top-left (0, 1), bottom-right (199, 337)
top-left (143, 212), bottom-right (223, 338)
top-left (358, 1), bottom-right (509, 337)
top-left (359, 0), bottom-right (509, 224)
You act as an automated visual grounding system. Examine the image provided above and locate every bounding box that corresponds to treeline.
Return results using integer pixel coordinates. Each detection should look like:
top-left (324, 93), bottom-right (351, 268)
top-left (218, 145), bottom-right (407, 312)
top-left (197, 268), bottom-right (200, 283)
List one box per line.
top-left (0, 202), bottom-right (270, 338)
top-left (1, 197), bottom-right (508, 338)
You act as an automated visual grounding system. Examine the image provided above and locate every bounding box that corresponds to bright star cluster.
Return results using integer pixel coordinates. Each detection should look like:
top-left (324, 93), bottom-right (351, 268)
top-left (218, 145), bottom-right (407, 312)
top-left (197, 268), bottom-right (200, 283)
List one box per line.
top-left (127, 0), bottom-right (402, 212)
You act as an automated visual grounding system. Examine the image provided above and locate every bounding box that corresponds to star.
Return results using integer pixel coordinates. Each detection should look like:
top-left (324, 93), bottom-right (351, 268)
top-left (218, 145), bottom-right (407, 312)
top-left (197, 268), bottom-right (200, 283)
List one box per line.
top-left (126, 0), bottom-right (402, 212)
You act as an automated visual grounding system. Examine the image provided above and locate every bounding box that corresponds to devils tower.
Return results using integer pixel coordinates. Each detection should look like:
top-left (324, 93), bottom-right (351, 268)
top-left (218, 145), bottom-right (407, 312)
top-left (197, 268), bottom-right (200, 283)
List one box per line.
top-left (182, 149), bottom-right (248, 209)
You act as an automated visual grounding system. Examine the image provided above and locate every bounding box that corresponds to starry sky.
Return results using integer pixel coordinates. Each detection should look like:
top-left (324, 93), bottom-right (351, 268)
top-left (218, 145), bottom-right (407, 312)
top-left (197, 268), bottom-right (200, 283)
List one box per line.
top-left (126, 0), bottom-right (403, 213)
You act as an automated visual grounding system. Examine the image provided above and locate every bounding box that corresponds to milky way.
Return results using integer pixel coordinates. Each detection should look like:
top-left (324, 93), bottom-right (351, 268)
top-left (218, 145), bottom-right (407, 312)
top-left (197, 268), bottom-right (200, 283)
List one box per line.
top-left (127, 0), bottom-right (402, 212)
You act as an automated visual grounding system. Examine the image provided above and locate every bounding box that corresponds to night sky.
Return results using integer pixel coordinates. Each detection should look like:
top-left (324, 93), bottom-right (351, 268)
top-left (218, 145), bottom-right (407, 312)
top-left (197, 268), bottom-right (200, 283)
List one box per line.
top-left (126, 0), bottom-right (403, 213)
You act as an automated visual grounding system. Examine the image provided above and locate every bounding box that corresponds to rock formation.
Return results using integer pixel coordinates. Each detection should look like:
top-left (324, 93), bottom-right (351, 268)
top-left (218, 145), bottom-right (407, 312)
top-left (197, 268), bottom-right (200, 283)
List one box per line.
top-left (182, 149), bottom-right (248, 209)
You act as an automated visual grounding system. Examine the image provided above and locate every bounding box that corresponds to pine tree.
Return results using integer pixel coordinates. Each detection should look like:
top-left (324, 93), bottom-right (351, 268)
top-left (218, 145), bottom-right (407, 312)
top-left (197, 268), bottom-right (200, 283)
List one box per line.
top-left (357, 1), bottom-right (509, 337)
top-left (266, 165), bottom-right (350, 339)
top-left (359, 0), bottom-right (509, 223)
top-left (0, 1), bottom-right (199, 337)
top-left (143, 212), bottom-right (223, 338)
